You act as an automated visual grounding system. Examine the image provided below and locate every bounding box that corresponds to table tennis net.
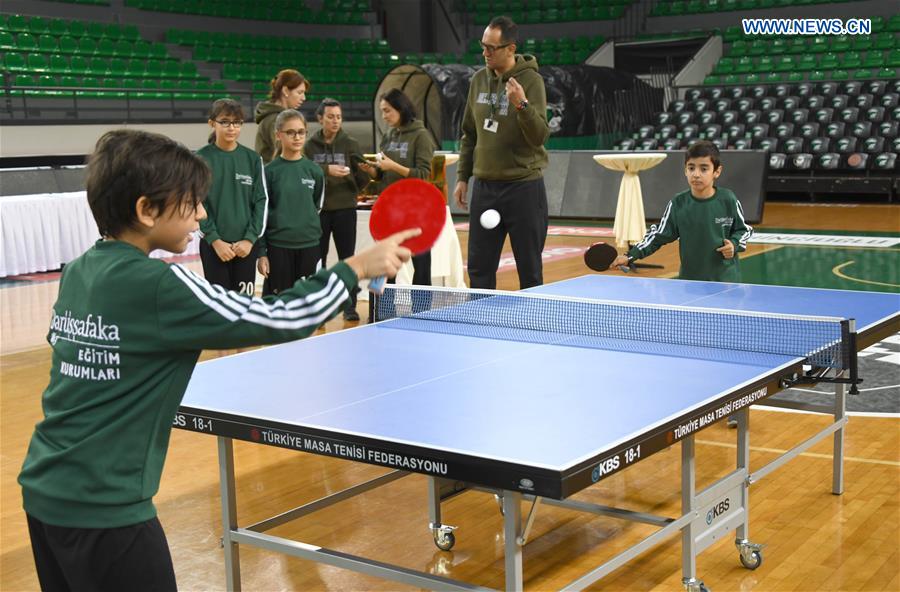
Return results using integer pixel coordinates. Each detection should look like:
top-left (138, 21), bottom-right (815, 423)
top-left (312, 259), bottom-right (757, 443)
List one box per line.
top-left (373, 286), bottom-right (852, 370)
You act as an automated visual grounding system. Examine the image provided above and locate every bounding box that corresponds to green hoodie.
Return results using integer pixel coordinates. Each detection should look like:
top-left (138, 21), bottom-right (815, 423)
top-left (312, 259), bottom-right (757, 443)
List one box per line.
top-left (261, 156), bottom-right (325, 255)
top-left (457, 54), bottom-right (550, 183)
top-left (196, 143), bottom-right (269, 245)
top-left (305, 128), bottom-right (368, 211)
top-left (18, 239), bottom-right (358, 528)
top-left (627, 187), bottom-right (754, 282)
top-left (254, 100), bottom-right (285, 164)
top-left (376, 119), bottom-right (436, 191)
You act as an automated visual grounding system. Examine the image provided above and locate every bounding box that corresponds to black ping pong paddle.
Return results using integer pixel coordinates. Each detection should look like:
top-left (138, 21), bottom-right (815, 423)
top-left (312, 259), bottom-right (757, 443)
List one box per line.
top-left (584, 242), bottom-right (633, 273)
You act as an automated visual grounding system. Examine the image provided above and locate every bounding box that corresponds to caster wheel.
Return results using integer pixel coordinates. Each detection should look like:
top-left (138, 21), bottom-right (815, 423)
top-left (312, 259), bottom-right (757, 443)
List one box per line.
top-left (434, 530), bottom-right (455, 551)
top-left (740, 549), bottom-right (762, 570)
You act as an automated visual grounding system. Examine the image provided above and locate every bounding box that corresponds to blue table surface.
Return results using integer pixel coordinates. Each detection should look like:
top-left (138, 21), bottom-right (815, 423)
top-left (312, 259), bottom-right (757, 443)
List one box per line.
top-left (181, 276), bottom-right (899, 472)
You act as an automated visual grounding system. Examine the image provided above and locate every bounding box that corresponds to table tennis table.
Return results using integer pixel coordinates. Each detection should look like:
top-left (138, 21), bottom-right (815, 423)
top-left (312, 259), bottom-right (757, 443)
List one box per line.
top-left (176, 275), bottom-right (899, 591)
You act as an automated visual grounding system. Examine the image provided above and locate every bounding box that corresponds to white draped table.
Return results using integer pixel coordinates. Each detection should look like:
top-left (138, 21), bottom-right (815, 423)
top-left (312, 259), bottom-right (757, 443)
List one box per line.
top-left (592, 153), bottom-right (668, 248)
top-left (0, 191), bottom-right (200, 277)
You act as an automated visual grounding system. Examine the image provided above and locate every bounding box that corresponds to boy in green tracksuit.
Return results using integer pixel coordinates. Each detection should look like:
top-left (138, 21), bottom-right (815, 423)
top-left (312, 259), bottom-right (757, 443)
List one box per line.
top-left (258, 109), bottom-right (324, 295)
top-left (17, 129), bottom-right (416, 592)
top-left (613, 140), bottom-right (754, 283)
top-left (197, 99), bottom-right (268, 296)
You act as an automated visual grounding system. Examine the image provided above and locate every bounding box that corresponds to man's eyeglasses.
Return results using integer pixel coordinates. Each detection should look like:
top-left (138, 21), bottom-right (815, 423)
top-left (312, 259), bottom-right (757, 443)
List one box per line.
top-left (480, 41), bottom-right (512, 53)
top-left (279, 129), bottom-right (307, 139)
top-left (215, 120), bottom-right (243, 128)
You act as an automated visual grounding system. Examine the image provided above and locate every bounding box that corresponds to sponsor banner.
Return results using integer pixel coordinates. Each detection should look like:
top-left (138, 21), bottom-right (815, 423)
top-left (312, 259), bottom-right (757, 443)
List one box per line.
top-left (752, 233), bottom-right (900, 248)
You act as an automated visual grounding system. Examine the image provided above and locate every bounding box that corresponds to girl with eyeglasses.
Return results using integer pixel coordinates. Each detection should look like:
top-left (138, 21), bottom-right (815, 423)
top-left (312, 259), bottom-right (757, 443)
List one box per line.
top-left (196, 98), bottom-right (269, 296)
top-left (257, 110), bottom-right (324, 295)
top-left (254, 69), bottom-right (310, 164)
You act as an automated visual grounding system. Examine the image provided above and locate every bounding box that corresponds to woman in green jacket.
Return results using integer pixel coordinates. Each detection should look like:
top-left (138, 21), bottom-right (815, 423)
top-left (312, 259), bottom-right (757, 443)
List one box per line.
top-left (361, 89), bottom-right (437, 285)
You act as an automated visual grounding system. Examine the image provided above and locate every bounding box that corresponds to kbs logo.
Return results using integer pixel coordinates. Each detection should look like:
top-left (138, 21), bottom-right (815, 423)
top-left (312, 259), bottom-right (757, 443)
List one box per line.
top-left (706, 498), bottom-right (731, 525)
top-left (591, 455), bottom-right (620, 482)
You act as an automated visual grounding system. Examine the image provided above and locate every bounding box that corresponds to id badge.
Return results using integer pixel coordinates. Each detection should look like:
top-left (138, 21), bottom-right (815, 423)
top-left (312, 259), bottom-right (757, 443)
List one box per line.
top-left (483, 118), bottom-right (499, 133)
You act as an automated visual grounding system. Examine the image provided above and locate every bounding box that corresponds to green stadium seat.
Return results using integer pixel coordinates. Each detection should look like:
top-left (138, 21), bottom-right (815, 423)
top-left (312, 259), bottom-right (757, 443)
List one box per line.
top-left (3, 52), bottom-right (27, 72)
top-left (0, 31), bottom-right (14, 50)
top-left (96, 39), bottom-right (116, 56)
top-left (48, 18), bottom-right (68, 37)
top-left (840, 52), bottom-right (862, 69)
top-left (863, 51), bottom-right (885, 68)
top-left (877, 67), bottom-right (896, 79)
top-left (37, 74), bottom-right (61, 96)
top-left (149, 44), bottom-right (167, 60)
top-left (87, 22), bottom-right (106, 39)
top-left (787, 39), bottom-right (806, 54)
top-left (798, 54), bottom-right (817, 71)
top-left (77, 76), bottom-right (102, 98)
top-left (59, 35), bottom-right (77, 54)
top-left (831, 69), bottom-right (849, 80)
top-left (70, 55), bottom-right (89, 74)
top-left (108, 58), bottom-right (128, 76)
top-left (853, 68), bottom-right (874, 79)
top-left (49, 54), bottom-right (70, 73)
top-left (88, 57), bottom-right (110, 74)
top-left (851, 36), bottom-right (873, 52)
top-left (819, 52), bottom-right (839, 70)
top-left (7, 14), bottom-right (28, 32)
top-left (114, 40), bottom-right (133, 57)
top-left (890, 49), bottom-right (900, 67)
top-left (28, 17), bottom-right (50, 35)
top-left (38, 35), bottom-right (60, 53)
top-left (16, 32), bottom-right (37, 52)
top-left (11, 74), bottom-right (34, 96)
top-left (162, 61), bottom-right (180, 78)
top-left (78, 38), bottom-right (97, 55)
top-left (68, 20), bottom-right (86, 38)
top-left (27, 53), bottom-right (50, 72)
top-left (144, 59), bottom-right (163, 77)
top-left (122, 25), bottom-right (140, 41)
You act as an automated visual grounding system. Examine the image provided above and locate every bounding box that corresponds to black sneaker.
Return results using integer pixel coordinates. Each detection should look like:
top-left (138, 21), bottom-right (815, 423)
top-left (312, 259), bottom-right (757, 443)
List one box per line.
top-left (343, 308), bottom-right (360, 322)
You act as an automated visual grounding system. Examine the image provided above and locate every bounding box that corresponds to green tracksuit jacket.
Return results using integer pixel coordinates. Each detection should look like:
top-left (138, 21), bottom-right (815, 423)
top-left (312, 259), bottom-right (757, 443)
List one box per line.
top-left (196, 143), bottom-right (269, 245)
top-left (261, 156), bottom-right (325, 256)
top-left (457, 54), bottom-right (550, 182)
top-left (627, 187), bottom-right (754, 282)
top-left (18, 239), bottom-right (357, 528)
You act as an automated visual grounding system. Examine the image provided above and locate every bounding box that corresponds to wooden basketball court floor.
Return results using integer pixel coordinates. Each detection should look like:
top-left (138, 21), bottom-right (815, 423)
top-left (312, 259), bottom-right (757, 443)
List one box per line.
top-left (1, 203), bottom-right (897, 591)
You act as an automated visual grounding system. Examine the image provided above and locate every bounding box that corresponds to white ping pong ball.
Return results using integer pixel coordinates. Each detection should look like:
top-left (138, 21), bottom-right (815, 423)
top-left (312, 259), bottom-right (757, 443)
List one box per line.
top-left (480, 209), bottom-right (501, 230)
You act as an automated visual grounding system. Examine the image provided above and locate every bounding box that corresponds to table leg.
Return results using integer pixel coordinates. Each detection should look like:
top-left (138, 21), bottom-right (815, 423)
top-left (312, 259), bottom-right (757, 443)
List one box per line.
top-left (832, 371), bottom-right (847, 495)
top-left (218, 437), bottom-right (241, 591)
top-left (502, 491), bottom-right (524, 591)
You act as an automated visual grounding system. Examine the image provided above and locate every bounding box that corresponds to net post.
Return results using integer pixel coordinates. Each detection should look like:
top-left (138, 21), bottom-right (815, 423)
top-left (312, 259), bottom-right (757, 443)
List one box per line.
top-left (844, 319), bottom-right (859, 395)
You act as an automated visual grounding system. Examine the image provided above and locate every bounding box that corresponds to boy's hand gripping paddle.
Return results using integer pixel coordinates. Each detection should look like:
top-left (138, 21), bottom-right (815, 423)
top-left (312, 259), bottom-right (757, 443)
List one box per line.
top-left (584, 242), bottom-right (633, 273)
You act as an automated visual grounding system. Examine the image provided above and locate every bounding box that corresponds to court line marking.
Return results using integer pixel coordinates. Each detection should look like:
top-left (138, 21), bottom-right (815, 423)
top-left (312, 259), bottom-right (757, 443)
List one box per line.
top-left (833, 261), bottom-right (900, 289)
top-left (755, 404), bottom-right (900, 418)
top-left (695, 439), bottom-right (900, 467)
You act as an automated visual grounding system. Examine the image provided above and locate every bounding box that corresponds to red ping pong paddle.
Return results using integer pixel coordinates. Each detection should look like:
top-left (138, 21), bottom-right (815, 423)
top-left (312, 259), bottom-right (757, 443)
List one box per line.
top-left (368, 178), bottom-right (447, 293)
top-left (584, 242), bottom-right (632, 273)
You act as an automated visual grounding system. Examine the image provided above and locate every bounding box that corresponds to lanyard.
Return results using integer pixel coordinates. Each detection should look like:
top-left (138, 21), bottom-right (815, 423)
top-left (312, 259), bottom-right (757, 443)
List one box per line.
top-left (488, 73), bottom-right (506, 121)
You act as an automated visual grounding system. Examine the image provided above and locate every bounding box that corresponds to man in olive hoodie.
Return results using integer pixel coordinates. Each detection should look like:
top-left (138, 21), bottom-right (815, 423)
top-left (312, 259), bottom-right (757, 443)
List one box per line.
top-left (454, 15), bottom-right (550, 290)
